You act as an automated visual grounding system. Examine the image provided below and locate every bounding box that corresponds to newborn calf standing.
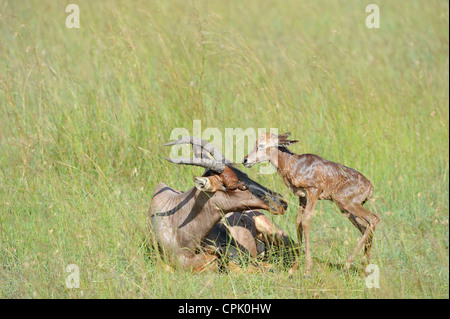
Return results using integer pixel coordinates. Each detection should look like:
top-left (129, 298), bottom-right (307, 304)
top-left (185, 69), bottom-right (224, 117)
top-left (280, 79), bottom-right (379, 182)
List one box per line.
top-left (242, 132), bottom-right (380, 275)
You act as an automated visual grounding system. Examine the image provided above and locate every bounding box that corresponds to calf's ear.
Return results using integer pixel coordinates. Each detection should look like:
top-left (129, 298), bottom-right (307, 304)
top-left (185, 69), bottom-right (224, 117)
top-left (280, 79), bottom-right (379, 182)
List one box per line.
top-left (278, 139), bottom-right (299, 146)
top-left (277, 132), bottom-right (298, 146)
top-left (278, 132), bottom-right (291, 139)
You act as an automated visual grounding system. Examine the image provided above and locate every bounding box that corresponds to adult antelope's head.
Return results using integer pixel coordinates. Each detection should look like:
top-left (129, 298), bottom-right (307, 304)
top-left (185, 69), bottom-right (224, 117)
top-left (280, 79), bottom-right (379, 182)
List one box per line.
top-left (242, 132), bottom-right (298, 167)
top-left (164, 136), bottom-right (287, 215)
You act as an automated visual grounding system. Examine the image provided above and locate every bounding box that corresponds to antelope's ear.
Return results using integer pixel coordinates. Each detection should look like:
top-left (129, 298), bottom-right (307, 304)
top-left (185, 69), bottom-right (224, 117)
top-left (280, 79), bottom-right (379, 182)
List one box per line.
top-left (278, 132), bottom-right (298, 146)
top-left (194, 176), bottom-right (215, 192)
top-left (278, 139), bottom-right (299, 146)
top-left (278, 132), bottom-right (291, 139)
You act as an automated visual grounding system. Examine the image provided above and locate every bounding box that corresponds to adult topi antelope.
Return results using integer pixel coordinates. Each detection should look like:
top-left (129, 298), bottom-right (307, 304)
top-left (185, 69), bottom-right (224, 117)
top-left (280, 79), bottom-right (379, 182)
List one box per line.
top-left (149, 137), bottom-right (289, 272)
top-left (242, 132), bottom-right (380, 276)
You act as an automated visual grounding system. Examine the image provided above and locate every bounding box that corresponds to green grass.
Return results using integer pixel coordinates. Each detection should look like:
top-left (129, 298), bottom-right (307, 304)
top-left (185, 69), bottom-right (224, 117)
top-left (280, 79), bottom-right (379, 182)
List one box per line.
top-left (0, 0), bottom-right (448, 298)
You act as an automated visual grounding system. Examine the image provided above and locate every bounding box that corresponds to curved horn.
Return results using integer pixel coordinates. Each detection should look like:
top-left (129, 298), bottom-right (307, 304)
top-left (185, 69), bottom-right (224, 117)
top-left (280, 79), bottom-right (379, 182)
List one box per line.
top-left (192, 145), bottom-right (213, 160)
top-left (163, 157), bottom-right (226, 173)
top-left (164, 136), bottom-right (231, 163)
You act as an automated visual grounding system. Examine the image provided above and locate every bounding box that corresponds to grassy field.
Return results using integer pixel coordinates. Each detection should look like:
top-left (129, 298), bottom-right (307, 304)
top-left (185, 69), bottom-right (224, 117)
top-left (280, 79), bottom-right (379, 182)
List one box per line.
top-left (0, 0), bottom-right (448, 298)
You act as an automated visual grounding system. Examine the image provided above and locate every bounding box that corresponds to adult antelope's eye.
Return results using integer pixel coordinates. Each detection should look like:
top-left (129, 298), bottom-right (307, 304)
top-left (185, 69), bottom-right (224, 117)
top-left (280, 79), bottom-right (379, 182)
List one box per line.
top-left (238, 185), bottom-right (248, 191)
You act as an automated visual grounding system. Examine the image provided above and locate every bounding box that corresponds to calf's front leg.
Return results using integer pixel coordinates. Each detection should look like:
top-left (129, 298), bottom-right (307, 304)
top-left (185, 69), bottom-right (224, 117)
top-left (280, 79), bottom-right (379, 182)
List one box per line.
top-left (289, 196), bottom-right (308, 276)
top-left (299, 189), bottom-right (319, 276)
top-left (290, 189), bottom-right (319, 277)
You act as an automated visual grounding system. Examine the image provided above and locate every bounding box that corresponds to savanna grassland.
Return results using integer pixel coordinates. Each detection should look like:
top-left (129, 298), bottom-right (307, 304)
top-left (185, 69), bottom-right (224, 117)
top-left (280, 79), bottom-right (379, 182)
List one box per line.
top-left (0, 0), bottom-right (448, 298)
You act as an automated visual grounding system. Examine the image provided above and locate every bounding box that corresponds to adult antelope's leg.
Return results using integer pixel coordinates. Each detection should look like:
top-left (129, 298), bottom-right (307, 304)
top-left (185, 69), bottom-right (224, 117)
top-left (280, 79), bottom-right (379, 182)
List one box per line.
top-left (179, 253), bottom-right (218, 273)
top-left (250, 211), bottom-right (291, 246)
top-left (343, 204), bottom-right (380, 269)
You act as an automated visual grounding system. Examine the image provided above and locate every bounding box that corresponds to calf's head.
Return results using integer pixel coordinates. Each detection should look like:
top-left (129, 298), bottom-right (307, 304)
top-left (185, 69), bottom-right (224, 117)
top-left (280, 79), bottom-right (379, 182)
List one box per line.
top-left (242, 132), bottom-right (298, 167)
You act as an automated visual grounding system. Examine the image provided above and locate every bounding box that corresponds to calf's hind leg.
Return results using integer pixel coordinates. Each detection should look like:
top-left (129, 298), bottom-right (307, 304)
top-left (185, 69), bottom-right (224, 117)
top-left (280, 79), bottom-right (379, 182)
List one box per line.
top-left (341, 203), bottom-right (380, 269)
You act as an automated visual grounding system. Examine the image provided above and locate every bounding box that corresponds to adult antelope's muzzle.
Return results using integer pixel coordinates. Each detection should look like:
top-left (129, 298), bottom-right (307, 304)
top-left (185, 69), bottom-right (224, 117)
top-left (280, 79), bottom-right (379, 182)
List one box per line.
top-left (266, 192), bottom-right (287, 215)
top-left (247, 183), bottom-right (287, 215)
top-left (226, 164), bottom-right (287, 215)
